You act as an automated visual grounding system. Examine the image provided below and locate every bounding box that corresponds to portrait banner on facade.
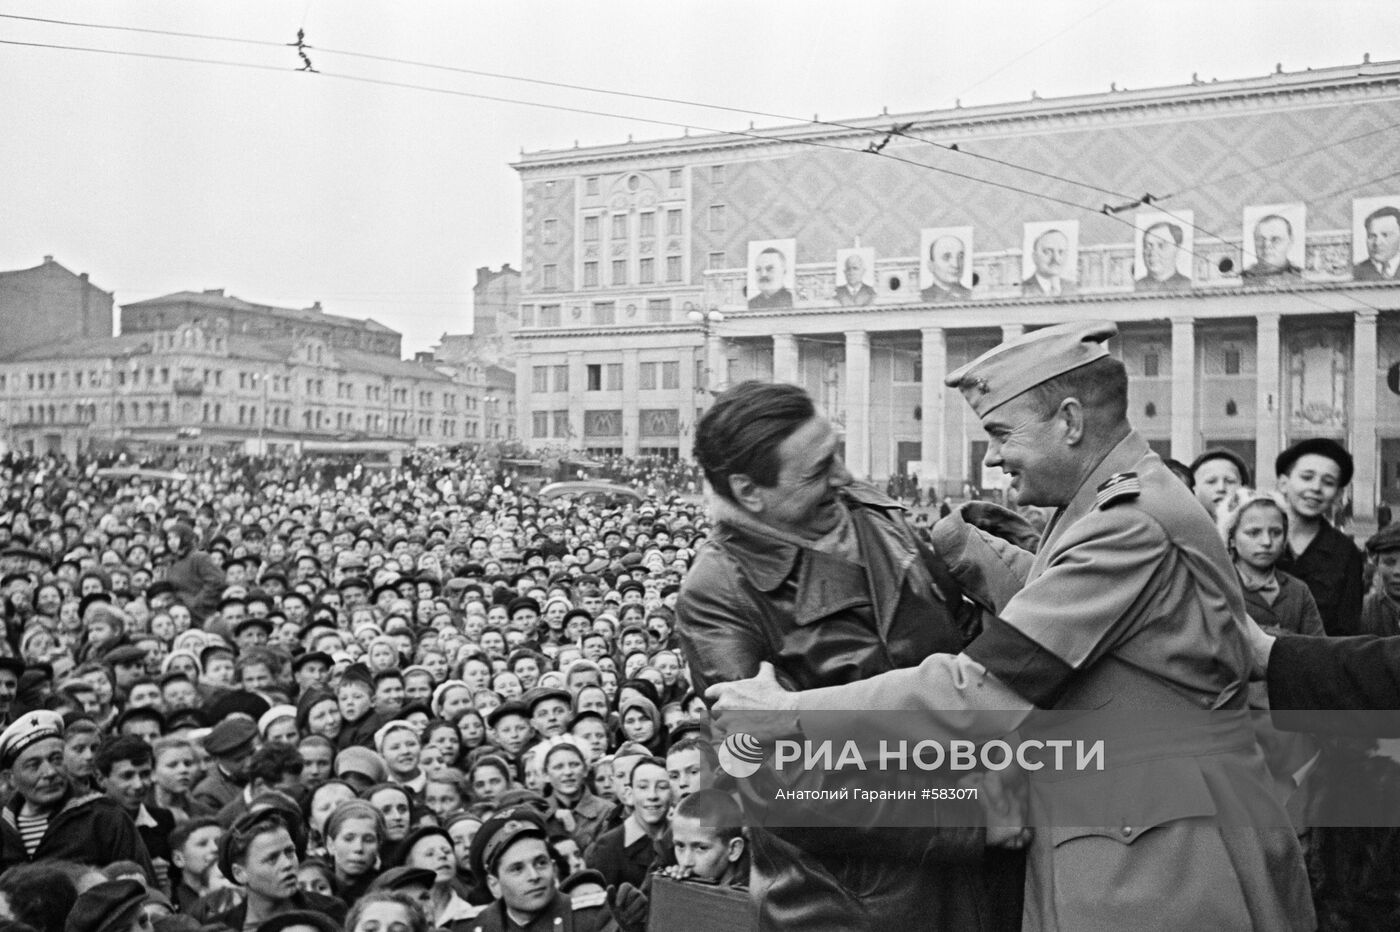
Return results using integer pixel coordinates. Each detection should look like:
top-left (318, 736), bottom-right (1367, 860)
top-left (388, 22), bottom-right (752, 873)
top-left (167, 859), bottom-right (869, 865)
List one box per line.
top-left (1351, 195), bottom-right (1400, 282)
top-left (834, 247), bottom-right (877, 307)
top-left (918, 227), bottom-right (974, 303)
top-left (1242, 202), bottom-right (1306, 281)
top-left (1133, 210), bottom-right (1195, 292)
top-left (746, 239), bottom-right (796, 310)
top-left (1020, 220), bottom-right (1079, 297)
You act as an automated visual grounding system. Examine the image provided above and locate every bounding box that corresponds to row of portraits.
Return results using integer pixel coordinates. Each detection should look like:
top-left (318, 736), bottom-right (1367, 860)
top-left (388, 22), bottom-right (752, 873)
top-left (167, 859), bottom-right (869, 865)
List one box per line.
top-left (744, 196), bottom-right (1400, 308)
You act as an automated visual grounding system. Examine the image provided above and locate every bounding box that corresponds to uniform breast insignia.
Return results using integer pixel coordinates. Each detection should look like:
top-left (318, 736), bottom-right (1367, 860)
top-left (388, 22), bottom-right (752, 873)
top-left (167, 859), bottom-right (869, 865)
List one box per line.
top-left (1095, 472), bottom-right (1140, 509)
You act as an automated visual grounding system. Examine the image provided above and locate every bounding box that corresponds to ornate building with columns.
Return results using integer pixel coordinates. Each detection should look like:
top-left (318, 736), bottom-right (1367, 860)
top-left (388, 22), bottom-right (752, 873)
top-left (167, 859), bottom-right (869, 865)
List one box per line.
top-left (511, 59), bottom-right (1400, 517)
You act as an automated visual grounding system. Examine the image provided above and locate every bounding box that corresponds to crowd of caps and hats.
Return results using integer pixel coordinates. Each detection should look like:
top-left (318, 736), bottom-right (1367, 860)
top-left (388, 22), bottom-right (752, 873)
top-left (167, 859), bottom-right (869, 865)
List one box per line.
top-left (0, 449), bottom-right (744, 932)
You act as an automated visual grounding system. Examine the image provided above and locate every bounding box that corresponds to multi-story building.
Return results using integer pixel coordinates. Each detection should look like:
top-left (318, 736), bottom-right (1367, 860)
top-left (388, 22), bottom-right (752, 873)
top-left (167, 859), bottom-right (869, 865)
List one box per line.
top-left (435, 264), bottom-right (522, 446)
top-left (511, 58), bottom-right (1400, 517)
top-left (0, 277), bottom-right (481, 458)
top-left (0, 256), bottom-right (114, 356)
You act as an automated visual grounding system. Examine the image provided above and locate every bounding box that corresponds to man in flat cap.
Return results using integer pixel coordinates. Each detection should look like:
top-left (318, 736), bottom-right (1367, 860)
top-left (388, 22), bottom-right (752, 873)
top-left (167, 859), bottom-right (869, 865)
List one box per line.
top-left (1360, 523), bottom-right (1400, 637)
top-left (465, 811), bottom-right (612, 932)
top-left (0, 711), bottom-right (154, 876)
top-left (710, 321), bottom-right (1312, 931)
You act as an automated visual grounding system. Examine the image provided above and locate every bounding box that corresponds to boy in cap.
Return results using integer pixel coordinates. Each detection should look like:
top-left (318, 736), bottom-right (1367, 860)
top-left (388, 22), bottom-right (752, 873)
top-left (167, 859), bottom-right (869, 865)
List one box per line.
top-left (209, 809), bottom-right (346, 931)
top-left (1275, 438), bottom-right (1365, 636)
top-left (335, 663), bottom-right (386, 750)
top-left (63, 879), bottom-right (149, 932)
top-left (1361, 522), bottom-right (1400, 636)
top-left (0, 711), bottom-right (154, 877)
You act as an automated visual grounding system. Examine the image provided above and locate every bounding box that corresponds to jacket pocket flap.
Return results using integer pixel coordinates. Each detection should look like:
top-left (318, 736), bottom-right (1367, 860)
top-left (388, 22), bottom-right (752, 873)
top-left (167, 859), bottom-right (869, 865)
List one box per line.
top-left (1042, 757), bottom-right (1218, 847)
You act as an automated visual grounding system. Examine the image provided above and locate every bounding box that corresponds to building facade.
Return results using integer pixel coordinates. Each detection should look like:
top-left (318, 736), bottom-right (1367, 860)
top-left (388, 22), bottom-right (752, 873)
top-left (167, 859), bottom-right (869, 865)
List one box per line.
top-left (511, 59), bottom-right (1400, 517)
top-left (0, 279), bottom-right (483, 458)
top-left (0, 256), bottom-right (113, 356)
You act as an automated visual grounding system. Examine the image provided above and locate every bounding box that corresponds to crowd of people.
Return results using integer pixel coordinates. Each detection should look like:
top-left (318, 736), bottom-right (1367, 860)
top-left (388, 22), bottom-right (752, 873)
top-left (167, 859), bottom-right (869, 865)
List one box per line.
top-left (0, 346), bottom-right (1395, 932)
top-left (0, 448), bottom-right (744, 932)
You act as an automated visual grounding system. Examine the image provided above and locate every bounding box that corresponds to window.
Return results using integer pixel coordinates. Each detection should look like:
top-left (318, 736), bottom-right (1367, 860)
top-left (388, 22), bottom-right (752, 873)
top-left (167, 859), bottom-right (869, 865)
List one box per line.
top-left (539, 304), bottom-right (561, 327)
top-left (667, 209), bottom-right (683, 236)
top-left (668, 168), bottom-right (682, 188)
top-left (662, 361), bottom-right (680, 389)
top-left (532, 411), bottom-right (549, 437)
top-left (708, 251), bottom-right (726, 270)
top-left (587, 364), bottom-right (602, 391)
top-left (666, 255), bottom-right (683, 282)
top-left (552, 365), bottom-right (569, 392)
top-left (1143, 352), bottom-right (1160, 378)
top-left (708, 204), bottom-right (726, 231)
top-left (542, 264), bottom-right (558, 290)
top-left (646, 298), bottom-right (671, 323)
top-left (639, 212), bottom-right (655, 237)
top-left (592, 302), bottom-right (616, 325)
top-left (606, 364), bottom-right (623, 391)
top-left (583, 215), bottom-right (599, 241)
top-left (584, 262), bottom-right (599, 287)
top-left (519, 305), bottom-right (536, 327)
top-left (543, 180), bottom-right (556, 196)
top-left (611, 214), bottom-right (628, 239)
top-left (542, 219), bottom-right (558, 243)
top-left (552, 410), bottom-right (570, 437)
top-left (612, 260), bottom-right (627, 285)
top-left (639, 362), bottom-right (658, 390)
top-left (1224, 348), bottom-right (1241, 375)
top-left (586, 176), bottom-right (599, 196)
top-left (712, 164), bottom-right (726, 184)
top-left (639, 257), bottom-right (655, 283)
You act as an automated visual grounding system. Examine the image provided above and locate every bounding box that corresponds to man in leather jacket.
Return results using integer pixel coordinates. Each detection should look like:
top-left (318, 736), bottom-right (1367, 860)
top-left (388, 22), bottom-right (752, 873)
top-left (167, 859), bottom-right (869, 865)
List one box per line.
top-left (677, 380), bottom-right (1023, 932)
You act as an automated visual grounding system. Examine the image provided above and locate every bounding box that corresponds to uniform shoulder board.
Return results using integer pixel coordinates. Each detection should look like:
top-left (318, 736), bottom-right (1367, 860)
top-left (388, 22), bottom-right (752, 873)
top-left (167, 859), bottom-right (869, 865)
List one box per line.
top-left (1095, 472), bottom-right (1140, 509)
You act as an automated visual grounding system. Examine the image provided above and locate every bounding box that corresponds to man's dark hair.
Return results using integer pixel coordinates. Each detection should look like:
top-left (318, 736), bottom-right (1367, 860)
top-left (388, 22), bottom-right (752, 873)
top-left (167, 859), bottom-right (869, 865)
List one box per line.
top-left (694, 381), bottom-right (816, 502)
top-left (0, 863), bottom-right (77, 932)
top-left (1145, 221), bottom-right (1184, 246)
top-left (245, 743), bottom-right (304, 787)
top-left (1023, 356), bottom-right (1129, 427)
top-left (93, 734), bottom-right (152, 778)
top-left (674, 788), bottom-right (744, 844)
top-left (169, 816), bottom-right (222, 855)
top-left (1365, 205), bottom-right (1400, 231)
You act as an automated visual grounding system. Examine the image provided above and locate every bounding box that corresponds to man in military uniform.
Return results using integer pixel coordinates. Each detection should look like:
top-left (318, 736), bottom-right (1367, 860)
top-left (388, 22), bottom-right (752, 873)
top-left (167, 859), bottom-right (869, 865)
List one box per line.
top-left (710, 321), bottom-right (1313, 931)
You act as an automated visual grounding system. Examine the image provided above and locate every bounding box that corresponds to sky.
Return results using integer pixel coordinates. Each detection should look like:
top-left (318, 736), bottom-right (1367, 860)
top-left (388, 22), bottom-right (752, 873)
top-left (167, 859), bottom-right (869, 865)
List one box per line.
top-left (2, 1), bottom-right (1397, 354)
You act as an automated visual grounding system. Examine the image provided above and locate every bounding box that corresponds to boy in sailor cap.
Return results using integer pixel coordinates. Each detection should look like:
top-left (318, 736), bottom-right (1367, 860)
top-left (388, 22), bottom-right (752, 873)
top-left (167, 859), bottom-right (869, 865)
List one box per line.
top-left (710, 320), bottom-right (1313, 931)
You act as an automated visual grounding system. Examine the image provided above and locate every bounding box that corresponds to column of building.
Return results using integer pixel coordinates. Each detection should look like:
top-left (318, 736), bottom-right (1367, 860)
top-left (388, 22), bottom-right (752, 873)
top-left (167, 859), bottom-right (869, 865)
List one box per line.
top-left (773, 333), bottom-right (799, 385)
top-left (678, 343), bottom-right (697, 461)
top-left (844, 331), bottom-right (871, 481)
top-left (1255, 313), bottom-right (1281, 489)
top-left (567, 350), bottom-right (585, 448)
top-left (920, 327), bottom-right (947, 497)
top-left (1171, 317), bottom-right (1196, 460)
top-left (622, 347), bottom-right (640, 457)
top-left (1353, 310), bottom-right (1379, 519)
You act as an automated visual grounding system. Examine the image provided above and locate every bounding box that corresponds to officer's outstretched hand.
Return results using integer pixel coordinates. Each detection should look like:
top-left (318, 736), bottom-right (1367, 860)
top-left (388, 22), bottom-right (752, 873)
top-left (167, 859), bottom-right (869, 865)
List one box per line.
top-left (606, 882), bottom-right (649, 932)
top-left (1239, 612), bottom-right (1276, 680)
top-left (706, 662), bottom-right (800, 742)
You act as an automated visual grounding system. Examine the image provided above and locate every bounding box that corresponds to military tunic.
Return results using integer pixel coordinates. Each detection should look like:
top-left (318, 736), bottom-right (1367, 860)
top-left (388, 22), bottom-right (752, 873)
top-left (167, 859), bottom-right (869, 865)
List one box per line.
top-left (795, 432), bottom-right (1314, 931)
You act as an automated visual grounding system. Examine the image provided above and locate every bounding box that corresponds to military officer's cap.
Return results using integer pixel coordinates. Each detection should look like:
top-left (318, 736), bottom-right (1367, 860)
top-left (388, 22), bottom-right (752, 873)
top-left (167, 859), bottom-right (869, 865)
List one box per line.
top-left (946, 320), bottom-right (1117, 416)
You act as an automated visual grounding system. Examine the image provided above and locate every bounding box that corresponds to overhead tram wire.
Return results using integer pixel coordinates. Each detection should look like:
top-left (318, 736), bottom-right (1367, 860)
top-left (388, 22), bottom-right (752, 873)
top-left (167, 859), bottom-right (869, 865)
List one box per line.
top-left (3, 35), bottom-right (1388, 322)
top-left (0, 11), bottom-right (1138, 206)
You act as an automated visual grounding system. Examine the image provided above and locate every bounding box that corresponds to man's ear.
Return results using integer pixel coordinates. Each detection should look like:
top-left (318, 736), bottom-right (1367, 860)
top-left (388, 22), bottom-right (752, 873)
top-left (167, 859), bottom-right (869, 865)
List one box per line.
top-left (726, 836), bottom-right (745, 864)
top-left (231, 862), bottom-right (246, 886)
top-left (1058, 398), bottom-right (1086, 446)
top-left (486, 874), bottom-right (501, 899)
top-left (726, 475), bottom-right (764, 515)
